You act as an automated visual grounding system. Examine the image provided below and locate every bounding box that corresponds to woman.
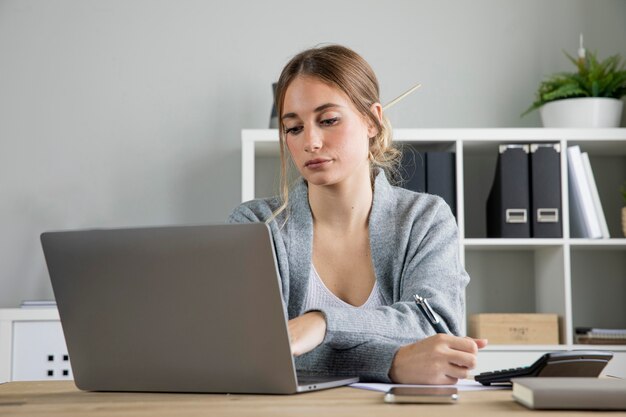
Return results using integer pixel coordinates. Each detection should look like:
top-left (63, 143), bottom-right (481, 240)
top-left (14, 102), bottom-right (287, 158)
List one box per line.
top-left (229, 44), bottom-right (487, 384)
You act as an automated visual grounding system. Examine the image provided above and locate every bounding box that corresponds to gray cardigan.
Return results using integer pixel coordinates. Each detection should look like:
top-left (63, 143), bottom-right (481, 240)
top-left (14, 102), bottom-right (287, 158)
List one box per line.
top-left (228, 169), bottom-right (469, 382)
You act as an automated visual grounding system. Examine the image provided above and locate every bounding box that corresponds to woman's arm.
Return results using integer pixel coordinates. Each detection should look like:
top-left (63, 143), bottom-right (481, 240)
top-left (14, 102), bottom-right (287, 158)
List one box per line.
top-left (293, 325), bottom-right (488, 383)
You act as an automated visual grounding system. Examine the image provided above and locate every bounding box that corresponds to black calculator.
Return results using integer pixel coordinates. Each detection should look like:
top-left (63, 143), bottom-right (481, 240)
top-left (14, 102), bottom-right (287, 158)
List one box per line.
top-left (474, 350), bottom-right (613, 385)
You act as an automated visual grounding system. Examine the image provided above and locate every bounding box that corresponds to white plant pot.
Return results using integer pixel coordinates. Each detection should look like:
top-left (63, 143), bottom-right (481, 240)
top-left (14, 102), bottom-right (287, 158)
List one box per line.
top-left (539, 97), bottom-right (623, 128)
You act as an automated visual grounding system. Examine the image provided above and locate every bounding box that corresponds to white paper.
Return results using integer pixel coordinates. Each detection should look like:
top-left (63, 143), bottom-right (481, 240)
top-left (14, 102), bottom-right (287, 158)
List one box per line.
top-left (350, 378), bottom-right (509, 392)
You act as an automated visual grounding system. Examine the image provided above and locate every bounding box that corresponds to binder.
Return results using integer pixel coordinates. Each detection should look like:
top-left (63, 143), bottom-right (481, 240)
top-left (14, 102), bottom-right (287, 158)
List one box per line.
top-left (486, 144), bottom-right (531, 238)
top-left (529, 143), bottom-right (562, 238)
top-left (426, 151), bottom-right (456, 217)
top-left (567, 146), bottom-right (602, 238)
top-left (399, 145), bottom-right (426, 193)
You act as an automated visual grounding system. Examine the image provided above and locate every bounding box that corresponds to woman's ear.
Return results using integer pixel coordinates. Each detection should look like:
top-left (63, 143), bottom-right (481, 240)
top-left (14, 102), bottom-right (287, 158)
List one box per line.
top-left (367, 102), bottom-right (383, 138)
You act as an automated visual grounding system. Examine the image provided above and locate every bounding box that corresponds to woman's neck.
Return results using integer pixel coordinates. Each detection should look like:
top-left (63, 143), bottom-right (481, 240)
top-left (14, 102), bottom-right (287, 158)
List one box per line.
top-left (308, 171), bottom-right (374, 232)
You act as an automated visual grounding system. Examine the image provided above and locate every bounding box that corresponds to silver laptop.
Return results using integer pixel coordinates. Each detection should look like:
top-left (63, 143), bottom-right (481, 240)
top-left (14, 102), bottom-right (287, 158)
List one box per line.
top-left (41, 223), bottom-right (358, 394)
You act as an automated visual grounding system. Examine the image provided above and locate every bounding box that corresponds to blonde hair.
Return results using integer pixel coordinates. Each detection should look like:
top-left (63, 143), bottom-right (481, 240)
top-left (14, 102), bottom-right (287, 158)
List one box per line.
top-left (268, 44), bottom-right (401, 225)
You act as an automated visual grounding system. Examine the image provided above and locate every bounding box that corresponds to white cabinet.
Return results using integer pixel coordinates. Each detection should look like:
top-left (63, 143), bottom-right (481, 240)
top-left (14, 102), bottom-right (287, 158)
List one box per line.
top-left (0, 308), bottom-right (71, 382)
top-left (241, 128), bottom-right (626, 374)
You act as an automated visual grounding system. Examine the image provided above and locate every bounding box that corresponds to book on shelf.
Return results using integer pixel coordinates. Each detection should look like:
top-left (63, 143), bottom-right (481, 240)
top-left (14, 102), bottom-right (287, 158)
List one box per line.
top-left (575, 327), bottom-right (626, 345)
top-left (512, 377), bottom-right (626, 410)
top-left (399, 146), bottom-right (456, 217)
top-left (581, 152), bottom-right (610, 238)
top-left (567, 146), bottom-right (605, 239)
top-left (425, 151), bottom-right (456, 217)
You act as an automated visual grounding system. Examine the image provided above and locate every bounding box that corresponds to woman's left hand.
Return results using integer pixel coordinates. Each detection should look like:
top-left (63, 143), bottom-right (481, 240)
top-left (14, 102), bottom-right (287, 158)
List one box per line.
top-left (288, 312), bottom-right (327, 356)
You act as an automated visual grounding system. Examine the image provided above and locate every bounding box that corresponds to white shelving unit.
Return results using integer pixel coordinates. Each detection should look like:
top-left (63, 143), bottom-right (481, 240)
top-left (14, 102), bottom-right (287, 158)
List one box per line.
top-left (242, 128), bottom-right (626, 375)
top-left (0, 308), bottom-right (72, 383)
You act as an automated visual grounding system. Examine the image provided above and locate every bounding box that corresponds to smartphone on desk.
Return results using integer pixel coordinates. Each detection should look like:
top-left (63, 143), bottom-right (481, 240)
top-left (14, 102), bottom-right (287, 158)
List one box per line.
top-left (384, 387), bottom-right (458, 404)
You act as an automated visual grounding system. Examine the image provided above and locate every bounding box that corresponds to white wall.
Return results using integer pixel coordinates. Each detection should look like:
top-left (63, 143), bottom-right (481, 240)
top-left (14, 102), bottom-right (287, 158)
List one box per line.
top-left (1, 0), bottom-right (625, 307)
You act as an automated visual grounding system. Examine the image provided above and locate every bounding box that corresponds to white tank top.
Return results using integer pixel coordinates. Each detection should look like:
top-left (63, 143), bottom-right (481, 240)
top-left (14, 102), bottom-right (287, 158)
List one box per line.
top-left (301, 263), bottom-right (386, 311)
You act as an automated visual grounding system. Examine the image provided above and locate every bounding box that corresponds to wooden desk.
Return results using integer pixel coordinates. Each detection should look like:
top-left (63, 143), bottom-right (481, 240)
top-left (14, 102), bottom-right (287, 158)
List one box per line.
top-left (1, 381), bottom-right (624, 416)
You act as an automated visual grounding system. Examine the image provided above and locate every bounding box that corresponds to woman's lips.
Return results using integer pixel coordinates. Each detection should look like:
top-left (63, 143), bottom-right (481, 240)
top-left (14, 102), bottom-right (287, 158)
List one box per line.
top-left (305, 159), bottom-right (332, 169)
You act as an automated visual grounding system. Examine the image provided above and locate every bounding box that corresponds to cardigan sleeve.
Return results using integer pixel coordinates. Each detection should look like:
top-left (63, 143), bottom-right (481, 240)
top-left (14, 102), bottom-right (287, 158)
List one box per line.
top-left (295, 340), bottom-right (400, 382)
top-left (227, 203), bottom-right (262, 224)
top-left (311, 201), bottom-right (468, 351)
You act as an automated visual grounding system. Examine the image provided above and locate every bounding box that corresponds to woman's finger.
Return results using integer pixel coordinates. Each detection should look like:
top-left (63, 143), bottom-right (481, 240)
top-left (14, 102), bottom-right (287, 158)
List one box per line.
top-left (474, 338), bottom-right (489, 349)
top-left (446, 363), bottom-right (471, 380)
top-left (447, 336), bottom-right (478, 354)
top-left (447, 348), bottom-right (477, 370)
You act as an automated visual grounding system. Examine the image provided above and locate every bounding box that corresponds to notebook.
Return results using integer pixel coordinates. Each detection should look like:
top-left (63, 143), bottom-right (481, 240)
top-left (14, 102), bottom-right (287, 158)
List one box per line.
top-left (512, 377), bottom-right (626, 410)
top-left (41, 223), bottom-right (358, 394)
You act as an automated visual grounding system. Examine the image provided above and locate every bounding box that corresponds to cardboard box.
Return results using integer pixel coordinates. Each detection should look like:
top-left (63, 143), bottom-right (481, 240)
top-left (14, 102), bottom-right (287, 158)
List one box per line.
top-left (469, 314), bottom-right (559, 344)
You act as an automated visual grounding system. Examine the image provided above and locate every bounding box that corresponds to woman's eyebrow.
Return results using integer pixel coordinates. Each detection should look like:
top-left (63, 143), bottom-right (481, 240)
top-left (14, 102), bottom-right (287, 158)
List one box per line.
top-left (281, 103), bottom-right (343, 120)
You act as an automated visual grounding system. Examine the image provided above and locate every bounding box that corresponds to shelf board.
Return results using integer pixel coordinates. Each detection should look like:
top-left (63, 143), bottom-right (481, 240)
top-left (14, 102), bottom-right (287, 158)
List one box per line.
top-left (391, 128), bottom-right (626, 141)
top-left (569, 239), bottom-right (626, 250)
top-left (571, 344), bottom-right (626, 351)
top-left (481, 344), bottom-right (626, 352)
top-left (463, 238), bottom-right (563, 250)
top-left (463, 238), bottom-right (626, 250)
top-left (243, 128), bottom-right (626, 155)
top-left (243, 128), bottom-right (626, 142)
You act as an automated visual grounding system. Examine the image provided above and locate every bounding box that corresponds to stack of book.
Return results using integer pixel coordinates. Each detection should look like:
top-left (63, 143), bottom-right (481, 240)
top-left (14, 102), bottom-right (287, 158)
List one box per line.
top-left (567, 145), bottom-right (610, 239)
top-left (576, 327), bottom-right (626, 345)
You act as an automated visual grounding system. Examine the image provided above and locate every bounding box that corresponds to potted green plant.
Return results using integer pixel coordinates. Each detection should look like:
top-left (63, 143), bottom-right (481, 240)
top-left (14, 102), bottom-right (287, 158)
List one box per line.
top-left (523, 37), bottom-right (626, 127)
top-left (621, 182), bottom-right (626, 237)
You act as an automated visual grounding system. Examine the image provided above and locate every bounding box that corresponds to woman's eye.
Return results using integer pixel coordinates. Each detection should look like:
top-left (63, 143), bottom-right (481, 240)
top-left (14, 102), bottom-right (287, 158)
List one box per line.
top-left (284, 126), bottom-right (303, 135)
top-left (320, 117), bottom-right (339, 126)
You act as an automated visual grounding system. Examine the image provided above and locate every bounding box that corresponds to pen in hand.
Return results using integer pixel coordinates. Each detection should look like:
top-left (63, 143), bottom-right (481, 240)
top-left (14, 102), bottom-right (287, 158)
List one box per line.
top-left (414, 294), bottom-right (449, 335)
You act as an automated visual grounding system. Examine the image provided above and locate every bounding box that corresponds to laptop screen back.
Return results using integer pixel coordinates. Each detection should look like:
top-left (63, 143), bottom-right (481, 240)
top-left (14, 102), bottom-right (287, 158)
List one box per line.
top-left (41, 223), bottom-right (299, 393)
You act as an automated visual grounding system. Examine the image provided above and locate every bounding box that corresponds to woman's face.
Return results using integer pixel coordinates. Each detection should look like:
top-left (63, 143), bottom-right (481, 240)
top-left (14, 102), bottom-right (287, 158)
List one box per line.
top-left (281, 75), bottom-right (378, 188)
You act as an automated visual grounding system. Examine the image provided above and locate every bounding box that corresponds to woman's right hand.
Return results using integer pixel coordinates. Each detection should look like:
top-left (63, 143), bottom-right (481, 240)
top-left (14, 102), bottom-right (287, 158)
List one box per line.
top-left (388, 334), bottom-right (488, 384)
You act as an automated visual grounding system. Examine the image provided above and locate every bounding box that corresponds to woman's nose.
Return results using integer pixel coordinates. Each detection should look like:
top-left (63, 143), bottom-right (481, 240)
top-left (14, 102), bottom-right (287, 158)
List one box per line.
top-left (304, 126), bottom-right (323, 152)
